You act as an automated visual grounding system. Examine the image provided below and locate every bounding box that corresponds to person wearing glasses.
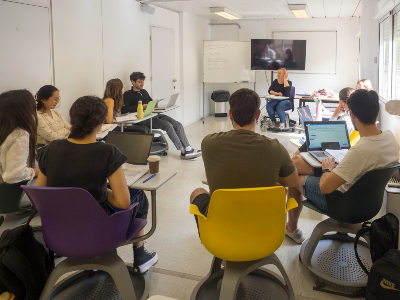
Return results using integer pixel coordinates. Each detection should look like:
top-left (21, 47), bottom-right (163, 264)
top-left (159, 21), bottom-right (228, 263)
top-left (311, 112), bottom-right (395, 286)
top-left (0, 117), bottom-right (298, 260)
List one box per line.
top-left (36, 85), bottom-right (71, 145)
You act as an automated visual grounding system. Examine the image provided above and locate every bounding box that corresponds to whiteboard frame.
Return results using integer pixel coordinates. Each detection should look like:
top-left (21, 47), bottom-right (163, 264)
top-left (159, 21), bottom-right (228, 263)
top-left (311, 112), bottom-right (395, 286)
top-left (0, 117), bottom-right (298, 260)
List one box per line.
top-left (272, 31), bottom-right (337, 75)
top-left (203, 40), bottom-right (256, 83)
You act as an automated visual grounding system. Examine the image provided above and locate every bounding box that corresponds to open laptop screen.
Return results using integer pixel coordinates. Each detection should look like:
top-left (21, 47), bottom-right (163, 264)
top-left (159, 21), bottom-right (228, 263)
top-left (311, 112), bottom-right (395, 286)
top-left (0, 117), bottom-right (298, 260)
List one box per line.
top-left (305, 121), bottom-right (350, 150)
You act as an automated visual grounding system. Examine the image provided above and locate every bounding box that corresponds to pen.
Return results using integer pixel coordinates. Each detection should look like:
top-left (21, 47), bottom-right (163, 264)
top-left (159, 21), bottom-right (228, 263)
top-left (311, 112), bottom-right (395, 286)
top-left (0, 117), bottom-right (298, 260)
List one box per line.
top-left (143, 174), bottom-right (156, 183)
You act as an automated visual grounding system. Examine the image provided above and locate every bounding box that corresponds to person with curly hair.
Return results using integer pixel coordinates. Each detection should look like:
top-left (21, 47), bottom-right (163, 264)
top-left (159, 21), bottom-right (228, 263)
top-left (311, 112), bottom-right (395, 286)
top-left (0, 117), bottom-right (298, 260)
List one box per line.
top-left (122, 71), bottom-right (202, 160)
top-left (36, 96), bottom-right (158, 273)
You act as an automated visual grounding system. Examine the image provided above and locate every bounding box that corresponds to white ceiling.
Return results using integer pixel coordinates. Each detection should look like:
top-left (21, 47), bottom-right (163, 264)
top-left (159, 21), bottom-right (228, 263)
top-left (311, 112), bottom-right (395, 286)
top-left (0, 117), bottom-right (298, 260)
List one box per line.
top-left (142, 0), bottom-right (362, 20)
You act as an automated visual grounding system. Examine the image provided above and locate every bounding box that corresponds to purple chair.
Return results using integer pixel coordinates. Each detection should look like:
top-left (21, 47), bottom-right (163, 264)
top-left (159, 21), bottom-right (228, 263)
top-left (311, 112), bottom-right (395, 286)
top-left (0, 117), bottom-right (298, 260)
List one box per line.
top-left (22, 186), bottom-right (148, 300)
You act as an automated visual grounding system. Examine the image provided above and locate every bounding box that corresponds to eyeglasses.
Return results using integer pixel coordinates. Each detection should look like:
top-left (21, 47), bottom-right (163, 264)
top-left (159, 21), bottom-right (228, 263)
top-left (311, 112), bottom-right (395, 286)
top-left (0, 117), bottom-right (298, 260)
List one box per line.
top-left (53, 97), bottom-right (61, 102)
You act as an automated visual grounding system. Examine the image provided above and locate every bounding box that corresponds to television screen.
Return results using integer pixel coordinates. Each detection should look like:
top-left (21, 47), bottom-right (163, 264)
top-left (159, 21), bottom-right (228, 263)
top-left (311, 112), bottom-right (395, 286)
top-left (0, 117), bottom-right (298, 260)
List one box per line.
top-left (251, 39), bottom-right (307, 71)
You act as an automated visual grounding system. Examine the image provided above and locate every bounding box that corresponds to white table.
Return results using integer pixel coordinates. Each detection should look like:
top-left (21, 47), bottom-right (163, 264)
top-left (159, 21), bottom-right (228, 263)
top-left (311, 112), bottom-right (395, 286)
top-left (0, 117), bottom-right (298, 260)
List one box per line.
top-left (114, 113), bottom-right (157, 133)
top-left (300, 152), bottom-right (322, 168)
top-left (153, 105), bottom-right (179, 114)
top-left (96, 124), bottom-right (118, 140)
top-left (259, 95), bottom-right (290, 100)
top-left (123, 169), bottom-right (177, 245)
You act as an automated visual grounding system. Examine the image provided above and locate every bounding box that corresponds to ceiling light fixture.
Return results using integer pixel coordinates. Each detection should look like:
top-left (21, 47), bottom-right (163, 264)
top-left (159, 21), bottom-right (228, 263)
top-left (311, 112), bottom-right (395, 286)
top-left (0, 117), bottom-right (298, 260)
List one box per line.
top-left (210, 7), bottom-right (242, 20)
top-left (289, 4), bottom-right (309, 19)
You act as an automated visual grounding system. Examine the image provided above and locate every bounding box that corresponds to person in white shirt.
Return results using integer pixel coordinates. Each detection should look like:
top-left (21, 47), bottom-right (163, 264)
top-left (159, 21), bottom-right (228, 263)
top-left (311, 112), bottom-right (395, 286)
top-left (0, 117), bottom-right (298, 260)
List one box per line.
top-left (285, 89), bottom-right (399, 244)
top-left (0, 90), bottom-right (39, 184)
top-left (36, 85), bottom-right (71, 145)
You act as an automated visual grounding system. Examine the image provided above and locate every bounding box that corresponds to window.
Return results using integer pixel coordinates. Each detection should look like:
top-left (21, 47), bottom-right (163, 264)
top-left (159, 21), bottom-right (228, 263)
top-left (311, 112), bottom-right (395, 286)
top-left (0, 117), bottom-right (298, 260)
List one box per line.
top-left (393, 11), bottom-right (400, 99)
top-left (379, 17), bottom-right (390, 100)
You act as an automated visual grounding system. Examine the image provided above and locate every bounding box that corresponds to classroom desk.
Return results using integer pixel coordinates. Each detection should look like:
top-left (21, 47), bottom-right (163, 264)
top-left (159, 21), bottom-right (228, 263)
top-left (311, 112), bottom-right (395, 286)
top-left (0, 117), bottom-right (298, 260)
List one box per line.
top-left (122, 169), bottom-right (177, 246)
top-left (153, 105), bottom-right (179, 114)
top-left (295, 95), bottom-right (340, 107)
top-left (115, 113), bottom-right (157, 133)
top-left (96, 124), bottom-right (118, 140)
top-left (300, 152), bottom-right (322, 168)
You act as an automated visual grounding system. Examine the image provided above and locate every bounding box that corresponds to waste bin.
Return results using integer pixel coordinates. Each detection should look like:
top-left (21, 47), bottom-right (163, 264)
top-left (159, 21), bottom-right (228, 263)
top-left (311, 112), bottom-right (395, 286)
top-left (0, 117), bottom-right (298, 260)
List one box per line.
top-left (211, 90), bottom-right (230, 117)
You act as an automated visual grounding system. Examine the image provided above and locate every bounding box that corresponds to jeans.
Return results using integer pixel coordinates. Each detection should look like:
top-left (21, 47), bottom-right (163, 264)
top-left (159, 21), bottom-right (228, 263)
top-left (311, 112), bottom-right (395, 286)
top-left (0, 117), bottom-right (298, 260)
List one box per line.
top-left (302, 176), bottom-right (328, 212)
top-left (140, 115), bottom-right (190, 150)
top-left (266, 100), bottom-right (292, 123)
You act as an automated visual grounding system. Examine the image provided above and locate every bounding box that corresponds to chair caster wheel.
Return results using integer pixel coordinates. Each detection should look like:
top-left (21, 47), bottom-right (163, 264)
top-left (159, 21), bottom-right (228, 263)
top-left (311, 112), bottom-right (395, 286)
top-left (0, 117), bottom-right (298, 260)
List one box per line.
top-left (299, 254), bottom-right (301, 262)
top-left (163, 152), bottom-right (168, 156)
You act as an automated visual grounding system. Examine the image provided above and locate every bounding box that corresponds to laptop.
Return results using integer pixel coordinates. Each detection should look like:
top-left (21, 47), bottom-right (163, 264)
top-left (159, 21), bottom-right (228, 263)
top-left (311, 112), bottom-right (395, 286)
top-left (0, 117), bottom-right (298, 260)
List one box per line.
top-left (155, 93), bottom-right (179, 111)
top-left (143, 100), bottom-right (158, 117)
top-left (304, 121), bottom-right (351, 163)
top-left (106, 132), bottom-right (154, 185)
top-left (297, 105), bottom-right (313, 126)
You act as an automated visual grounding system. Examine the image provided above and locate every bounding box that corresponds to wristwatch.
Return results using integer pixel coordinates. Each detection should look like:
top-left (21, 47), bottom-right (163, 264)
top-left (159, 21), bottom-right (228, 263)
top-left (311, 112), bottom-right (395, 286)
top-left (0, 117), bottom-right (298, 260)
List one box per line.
top-left (322, 169), bottom-right (331, 173)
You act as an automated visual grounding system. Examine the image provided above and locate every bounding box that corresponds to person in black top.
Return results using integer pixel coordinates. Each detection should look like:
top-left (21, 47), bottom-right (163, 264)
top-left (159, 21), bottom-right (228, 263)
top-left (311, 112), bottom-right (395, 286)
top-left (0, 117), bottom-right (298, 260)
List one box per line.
top-left (36, 96), bottom-right (157, 274)
top-left (266, 68), bottom-right (292, 129)
top-left (123, 72), bottom-right (202, 160)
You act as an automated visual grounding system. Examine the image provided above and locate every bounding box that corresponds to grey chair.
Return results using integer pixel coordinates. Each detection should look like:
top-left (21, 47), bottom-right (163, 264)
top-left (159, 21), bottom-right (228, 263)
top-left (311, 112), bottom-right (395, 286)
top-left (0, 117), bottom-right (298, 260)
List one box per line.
top-left (300, 164), bottom-right (400, 293)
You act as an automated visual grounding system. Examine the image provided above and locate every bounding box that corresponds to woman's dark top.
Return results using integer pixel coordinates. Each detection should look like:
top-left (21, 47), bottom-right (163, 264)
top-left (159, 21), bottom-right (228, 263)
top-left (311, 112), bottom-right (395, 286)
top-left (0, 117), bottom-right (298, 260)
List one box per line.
top-left (38, 139), bottom-right (126, 212)
top-left (268, 79), bottom-right (292, 98)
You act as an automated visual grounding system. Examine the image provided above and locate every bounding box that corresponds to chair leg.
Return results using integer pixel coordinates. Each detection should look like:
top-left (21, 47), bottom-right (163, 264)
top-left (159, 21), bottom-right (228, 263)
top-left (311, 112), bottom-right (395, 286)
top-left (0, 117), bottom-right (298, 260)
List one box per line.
top-left (220, 254), bottom-right (294, 300)
top-left (190, 257), bottom-right (223, 300)
top-left (40, 252), bottom-right (136, 300)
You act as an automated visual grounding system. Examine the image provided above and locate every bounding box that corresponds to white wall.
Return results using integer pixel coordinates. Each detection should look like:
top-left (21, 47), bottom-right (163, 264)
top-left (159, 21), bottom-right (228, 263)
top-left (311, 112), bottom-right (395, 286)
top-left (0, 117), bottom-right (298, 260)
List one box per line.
top-left (181, 12), bottom-right (210, 125)
top-left (207, 18), bottom-right (360, 114)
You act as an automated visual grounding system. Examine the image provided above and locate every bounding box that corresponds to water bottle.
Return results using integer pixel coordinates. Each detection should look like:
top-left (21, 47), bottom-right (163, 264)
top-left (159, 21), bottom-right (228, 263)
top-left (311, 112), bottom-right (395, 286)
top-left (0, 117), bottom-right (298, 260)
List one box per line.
top-left (137, 101), bottom-right (144, 119)
top-left (315, 97), bottom-right (322, 121)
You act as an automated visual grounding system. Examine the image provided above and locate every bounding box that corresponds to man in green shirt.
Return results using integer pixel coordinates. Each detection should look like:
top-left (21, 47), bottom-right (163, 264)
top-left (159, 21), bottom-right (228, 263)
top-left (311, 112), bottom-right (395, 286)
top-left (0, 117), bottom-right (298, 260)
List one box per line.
top-left (190, 88), bottom-right (298, 231)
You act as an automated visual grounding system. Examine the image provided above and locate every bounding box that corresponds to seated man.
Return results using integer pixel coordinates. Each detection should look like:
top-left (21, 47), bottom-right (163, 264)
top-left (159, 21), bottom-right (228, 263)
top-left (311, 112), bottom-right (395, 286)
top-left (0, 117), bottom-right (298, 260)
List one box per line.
top-left (190, 88), bottom-right (298, 226)
top-left (286, 89), bottom-right (400, 244)
top-left (122, 72), bottom-right (201, 160)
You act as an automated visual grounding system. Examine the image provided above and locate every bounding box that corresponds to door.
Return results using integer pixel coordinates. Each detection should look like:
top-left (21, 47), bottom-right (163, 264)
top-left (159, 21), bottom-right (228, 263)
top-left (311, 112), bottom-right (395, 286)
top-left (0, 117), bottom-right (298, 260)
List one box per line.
top-left (151, 26), bottom-right (176, 100)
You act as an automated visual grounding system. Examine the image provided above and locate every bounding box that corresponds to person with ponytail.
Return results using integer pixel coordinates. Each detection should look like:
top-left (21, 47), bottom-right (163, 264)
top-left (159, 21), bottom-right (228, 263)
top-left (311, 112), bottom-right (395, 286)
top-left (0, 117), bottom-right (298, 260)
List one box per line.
top-left (36, 96), bottom-right (158, 273)
top-left (36, 85), bottom-right (71, 145)
top-left (0, 90), bottom-right (39, 184)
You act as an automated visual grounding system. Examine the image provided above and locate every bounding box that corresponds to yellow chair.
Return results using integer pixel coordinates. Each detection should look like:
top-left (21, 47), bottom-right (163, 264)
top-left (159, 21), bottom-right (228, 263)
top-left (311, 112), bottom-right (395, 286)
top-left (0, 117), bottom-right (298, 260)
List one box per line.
top-left (349, 129), bottom-right (360, 147)
top-left (190, 186), bottom-right (298, 300)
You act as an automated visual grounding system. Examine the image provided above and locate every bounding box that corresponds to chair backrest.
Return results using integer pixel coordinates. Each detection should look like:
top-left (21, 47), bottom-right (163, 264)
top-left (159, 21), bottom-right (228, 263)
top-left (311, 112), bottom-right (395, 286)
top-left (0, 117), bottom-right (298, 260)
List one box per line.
top-left (106, 131), bottom-right (154, 165)
top-left (22, 186), bottom-right (132, 259)
top-left (193, 187), bottom-right (297, 262)
top-left (349, 129), bottom-right (360, 147)
top-left (326, 164), bottom-right (400, 224)
top-left (0, 180), bottom-right (30, 214)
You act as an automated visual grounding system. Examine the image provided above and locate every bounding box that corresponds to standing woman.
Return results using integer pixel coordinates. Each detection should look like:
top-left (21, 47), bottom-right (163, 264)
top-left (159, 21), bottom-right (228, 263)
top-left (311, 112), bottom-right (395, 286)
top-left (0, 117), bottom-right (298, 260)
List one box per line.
top-left (266, 68), bottom-right (292, 129)
top-left (37, 85), bottom-right (71, 145)
top-left (0, 90), bottom-right (39, 184)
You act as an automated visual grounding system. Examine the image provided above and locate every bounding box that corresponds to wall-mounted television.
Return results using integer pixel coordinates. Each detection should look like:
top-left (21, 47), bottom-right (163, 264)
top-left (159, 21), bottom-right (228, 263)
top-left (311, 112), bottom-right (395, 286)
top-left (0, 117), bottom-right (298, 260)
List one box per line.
top-left (251, 39), bottom-right (307, 71)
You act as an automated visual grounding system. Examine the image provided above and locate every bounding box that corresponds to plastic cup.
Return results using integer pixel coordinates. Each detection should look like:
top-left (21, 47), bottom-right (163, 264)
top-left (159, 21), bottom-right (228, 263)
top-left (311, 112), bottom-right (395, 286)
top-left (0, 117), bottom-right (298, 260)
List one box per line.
top-left (148, 155), bottom-right (161, 173)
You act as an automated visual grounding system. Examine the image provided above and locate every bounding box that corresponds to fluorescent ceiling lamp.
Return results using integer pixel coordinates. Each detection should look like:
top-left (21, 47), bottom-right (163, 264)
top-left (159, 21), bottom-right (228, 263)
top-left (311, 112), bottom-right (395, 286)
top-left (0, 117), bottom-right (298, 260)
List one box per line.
top-left (210, 7), bottom-right (242, 20)
top-left (289, 4), bottom-right (309, 19)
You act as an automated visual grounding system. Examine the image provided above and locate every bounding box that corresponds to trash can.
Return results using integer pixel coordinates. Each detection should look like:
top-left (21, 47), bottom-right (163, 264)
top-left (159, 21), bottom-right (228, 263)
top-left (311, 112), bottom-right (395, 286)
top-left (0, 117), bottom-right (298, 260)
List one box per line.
top-left (211, 90), bottom-right (230, 117)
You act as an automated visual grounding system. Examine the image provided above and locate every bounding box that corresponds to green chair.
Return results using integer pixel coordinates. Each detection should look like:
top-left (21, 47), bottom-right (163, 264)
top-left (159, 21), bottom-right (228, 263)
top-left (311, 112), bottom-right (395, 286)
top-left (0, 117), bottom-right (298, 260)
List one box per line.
top-left (300, 164), bottom-right (400, 292)
top-left (0, 180), bottom-right (31, 214)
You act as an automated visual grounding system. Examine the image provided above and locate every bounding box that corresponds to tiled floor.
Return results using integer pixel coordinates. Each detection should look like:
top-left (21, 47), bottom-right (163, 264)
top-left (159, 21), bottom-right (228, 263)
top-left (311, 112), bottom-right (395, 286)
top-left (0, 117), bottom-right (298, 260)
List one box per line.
top-left (2, 115), bottom-right (378, 299)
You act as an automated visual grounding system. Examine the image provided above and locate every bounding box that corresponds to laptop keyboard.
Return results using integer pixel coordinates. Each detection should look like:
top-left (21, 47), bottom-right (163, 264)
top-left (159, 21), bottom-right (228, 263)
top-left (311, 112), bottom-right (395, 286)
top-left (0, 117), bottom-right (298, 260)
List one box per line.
top-left (312, 151), bottom-right (327, 157)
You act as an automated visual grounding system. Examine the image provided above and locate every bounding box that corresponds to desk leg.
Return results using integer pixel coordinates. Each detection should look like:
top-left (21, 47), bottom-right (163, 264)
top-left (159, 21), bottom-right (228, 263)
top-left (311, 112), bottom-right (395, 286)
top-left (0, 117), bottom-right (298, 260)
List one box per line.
top-left (120, 123), bottom-right (124, 132)
top-left (122, 190), bottom-right (157, 246)
top-left (150, 117), bottom-right (152, 133)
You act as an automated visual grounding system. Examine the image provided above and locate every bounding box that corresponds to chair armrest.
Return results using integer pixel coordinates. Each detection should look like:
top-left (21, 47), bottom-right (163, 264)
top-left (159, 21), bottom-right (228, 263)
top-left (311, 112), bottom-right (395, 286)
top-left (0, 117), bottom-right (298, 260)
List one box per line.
top-left (285, 197), bottom-right (298, 213)
top-left (190, 204), bottom-right (207, 219)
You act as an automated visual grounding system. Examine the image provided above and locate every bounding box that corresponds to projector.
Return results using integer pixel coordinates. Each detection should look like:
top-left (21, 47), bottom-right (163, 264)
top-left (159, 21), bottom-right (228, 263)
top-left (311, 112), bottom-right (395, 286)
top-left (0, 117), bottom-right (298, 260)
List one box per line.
top-left (140, 4), bottom-right (155, 14)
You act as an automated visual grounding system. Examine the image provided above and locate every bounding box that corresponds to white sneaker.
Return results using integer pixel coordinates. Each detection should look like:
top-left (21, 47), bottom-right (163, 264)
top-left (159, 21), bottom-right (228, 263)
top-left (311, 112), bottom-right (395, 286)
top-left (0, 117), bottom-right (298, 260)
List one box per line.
top-left (285, 228), bottom-right (305, 244)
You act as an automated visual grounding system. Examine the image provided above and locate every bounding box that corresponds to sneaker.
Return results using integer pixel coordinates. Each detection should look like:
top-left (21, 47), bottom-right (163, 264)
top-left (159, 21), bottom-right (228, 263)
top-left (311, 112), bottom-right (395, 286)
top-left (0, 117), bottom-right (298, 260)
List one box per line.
top-left (285, 227), bottom-right (305, 244)
top-left (279, 122), bottom-right (286, 129)
top-left (181, 148), bottom-right (202, 160)
top-left (133, 244), bottom-right (158, 274)
top-left (269, 121), bottom-right (276, 128)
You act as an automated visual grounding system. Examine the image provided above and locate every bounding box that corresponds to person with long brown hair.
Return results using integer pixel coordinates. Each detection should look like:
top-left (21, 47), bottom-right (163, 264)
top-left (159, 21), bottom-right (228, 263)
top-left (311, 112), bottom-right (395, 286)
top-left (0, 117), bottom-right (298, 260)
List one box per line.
top-left (0, 90), bottom-right (39, 184)
top-left (103, 78), bottom-right (149, 133)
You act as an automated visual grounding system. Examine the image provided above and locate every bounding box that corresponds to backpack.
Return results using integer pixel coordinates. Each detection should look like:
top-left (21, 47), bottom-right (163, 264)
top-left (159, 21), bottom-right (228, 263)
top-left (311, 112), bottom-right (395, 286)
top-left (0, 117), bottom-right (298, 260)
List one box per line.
top-left (365, 250), bottom-right (400, 300)
top-left (354, 213), bottom-right (399, 275)
top-left (0, 210), bottom-right (54, 300)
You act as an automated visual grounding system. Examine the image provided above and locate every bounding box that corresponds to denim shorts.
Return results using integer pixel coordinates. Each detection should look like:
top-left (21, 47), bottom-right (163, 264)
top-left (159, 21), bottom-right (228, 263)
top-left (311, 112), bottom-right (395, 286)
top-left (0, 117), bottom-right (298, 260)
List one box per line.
top-left (303, 176), bottom-right (328, 212)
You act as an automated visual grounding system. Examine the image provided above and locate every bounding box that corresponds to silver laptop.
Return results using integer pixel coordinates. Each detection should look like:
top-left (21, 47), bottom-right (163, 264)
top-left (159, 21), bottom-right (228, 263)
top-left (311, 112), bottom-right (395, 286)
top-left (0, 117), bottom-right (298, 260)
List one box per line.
top-left (304, 121), bottom-right (351, 163)
top-left (155, 93), bottom-right (179, 110)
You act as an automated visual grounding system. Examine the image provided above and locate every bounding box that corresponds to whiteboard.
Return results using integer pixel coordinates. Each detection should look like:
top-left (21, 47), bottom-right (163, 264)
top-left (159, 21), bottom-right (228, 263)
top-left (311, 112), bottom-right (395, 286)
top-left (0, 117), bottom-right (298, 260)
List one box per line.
top-left (0, 1), bottom-right (52, 95)
top-left (273, 31), bottom-right (337, 74)
top-left (203, 41), bottom-right (255, 83)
